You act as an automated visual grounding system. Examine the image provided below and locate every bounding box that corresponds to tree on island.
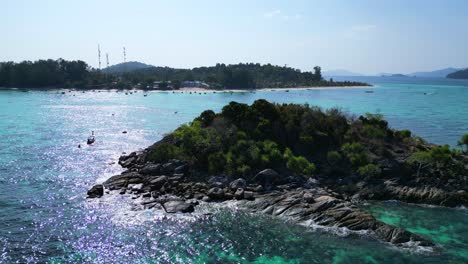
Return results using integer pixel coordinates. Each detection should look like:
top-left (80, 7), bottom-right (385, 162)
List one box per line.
top-left (458, 134), bottom-right (468, 153)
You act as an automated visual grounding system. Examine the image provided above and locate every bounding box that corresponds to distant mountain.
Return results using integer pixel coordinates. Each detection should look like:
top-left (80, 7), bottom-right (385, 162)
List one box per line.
top-left (323, 69), bottom-right (363, 77)
top-left (447, 68), bottom-right (468, 79)
top-left (102, 61), bottom-right (154, 73)
top-left (410, 68), bottom-right (460, 78)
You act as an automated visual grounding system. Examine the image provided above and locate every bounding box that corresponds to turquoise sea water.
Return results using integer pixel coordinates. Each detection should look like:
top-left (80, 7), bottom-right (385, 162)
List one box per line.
top-left (0, 78), bottom-right (467, 263)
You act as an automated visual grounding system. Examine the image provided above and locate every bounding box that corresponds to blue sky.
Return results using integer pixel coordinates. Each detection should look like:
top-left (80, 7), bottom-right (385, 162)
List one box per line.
top-left (2, 0), bottom-right (468, 75)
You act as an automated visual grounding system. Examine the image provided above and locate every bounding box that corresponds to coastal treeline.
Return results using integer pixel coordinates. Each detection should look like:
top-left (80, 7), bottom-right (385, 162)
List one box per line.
top-left (0, 59), bottom-right (368, 89)
top-left (0, 59), bottom-right (105, 88)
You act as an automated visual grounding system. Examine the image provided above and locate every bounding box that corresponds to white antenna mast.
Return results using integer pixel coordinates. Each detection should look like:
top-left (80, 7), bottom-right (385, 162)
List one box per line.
top-left (98, 44), bottom-right (101, 70)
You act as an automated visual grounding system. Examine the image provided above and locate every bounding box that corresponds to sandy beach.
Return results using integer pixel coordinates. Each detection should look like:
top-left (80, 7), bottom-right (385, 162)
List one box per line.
top-left (149, 85), bottom-right (374, 93)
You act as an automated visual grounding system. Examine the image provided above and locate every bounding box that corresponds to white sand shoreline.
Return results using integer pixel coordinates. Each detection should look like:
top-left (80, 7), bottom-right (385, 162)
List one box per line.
top-left (149, 85), bottom-right (374, 93)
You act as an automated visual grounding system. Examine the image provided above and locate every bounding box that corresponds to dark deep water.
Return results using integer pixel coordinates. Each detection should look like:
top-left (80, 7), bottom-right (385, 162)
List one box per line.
top-left (0, 79), bottom-right (467, 263)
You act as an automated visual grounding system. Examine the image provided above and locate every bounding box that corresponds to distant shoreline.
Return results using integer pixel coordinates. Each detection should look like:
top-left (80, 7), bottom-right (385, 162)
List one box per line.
top-left (0, 85), bottom-right (374, 93)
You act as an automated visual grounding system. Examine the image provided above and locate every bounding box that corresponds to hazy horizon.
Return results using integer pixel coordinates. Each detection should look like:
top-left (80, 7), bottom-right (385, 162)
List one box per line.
top-left (2, 0), bottom-right (468, 75)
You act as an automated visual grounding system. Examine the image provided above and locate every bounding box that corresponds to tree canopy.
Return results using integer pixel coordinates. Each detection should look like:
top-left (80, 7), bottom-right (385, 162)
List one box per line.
top-left (0, 59), bottom-right (369, 89)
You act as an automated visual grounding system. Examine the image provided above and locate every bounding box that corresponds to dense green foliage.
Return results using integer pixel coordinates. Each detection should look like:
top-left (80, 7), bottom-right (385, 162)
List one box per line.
top-left (0, 59), bottom-right (368, 89)
top-left (0, 59), bottom-right (104, 88)
top-left (123, 63), bottom-right (368, 89)
top-left (357, 164), bottom-right (382, 179)
top-left (446, 68), bottom-right (468, 79)
top-left (146, 100), bottom-right (466, 182)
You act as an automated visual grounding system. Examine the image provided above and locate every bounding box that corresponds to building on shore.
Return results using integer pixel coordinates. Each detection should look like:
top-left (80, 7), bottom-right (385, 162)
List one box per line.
top-left (181, 81), bottom-right (210, 88)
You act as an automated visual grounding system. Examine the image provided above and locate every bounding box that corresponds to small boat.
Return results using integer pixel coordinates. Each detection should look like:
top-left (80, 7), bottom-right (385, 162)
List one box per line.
top-left (365, 90), bottom-right (374, 93)
top-left (87, 136), bottom-right (95, 145)
top-left (87, 131), bottom-right (95, 145)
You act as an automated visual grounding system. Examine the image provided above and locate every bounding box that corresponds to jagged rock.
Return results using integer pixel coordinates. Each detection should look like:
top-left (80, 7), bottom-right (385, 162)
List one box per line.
top-left (162, 201), bottom-right (194, 213)
top-left (103, 172), bottom-right (144, 190)
top-left (87, 184), bottom-right (104, 198)
top-left (229, 178), bottom-right (247, 190)
top-left (302, 192), bottom-right (315, 203)
top-left (161, 162), bottom-right (177, 174)
top-left (148, 176), bottom-right (168, 190)
top-left (253, 169), bottom-right (280, 186)
top-left (139, 164), bottom-right (161, 175)
top-left (174, 164), bottom-right (189, 174)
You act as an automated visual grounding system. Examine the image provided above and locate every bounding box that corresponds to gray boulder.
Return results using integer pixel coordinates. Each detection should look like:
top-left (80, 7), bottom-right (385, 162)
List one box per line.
top-left (148, 176), bottom-right (168, 190)
top-left (229, 178), bottom-right (247, 190)
top-left (163, 201), bottom-right (194, 213)
top-left (207, 187), bottom-right (225, 199)
top-left (140, 164), bottom-right (161, 175)
top-left (253, 169), bottom-right (280, 186)
top-left (234, 188), bottom-right (245, 200)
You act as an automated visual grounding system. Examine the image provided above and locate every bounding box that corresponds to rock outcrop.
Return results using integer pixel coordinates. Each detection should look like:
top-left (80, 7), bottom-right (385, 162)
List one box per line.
top-left (87, 158), bottom-right (437, 249)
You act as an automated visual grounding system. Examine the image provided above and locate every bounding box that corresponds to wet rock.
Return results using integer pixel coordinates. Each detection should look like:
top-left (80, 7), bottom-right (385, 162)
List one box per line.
top-left (243, 191), bottom-right (255, 200)
top-left (224, 193), bottom-right (234, 200)
top-left (131, 183), bottom-right (144, 192)
top-left (87, 184), bottom-right (104, 198)
top-left (139, 164), bottom-right (161, 175)
top-left (103, 172), bottom-right (144, 190)
top-left (120, 157), bottom-right (136, 168)
top-left (163, 201), bottom-right (194, 213)
top-left (202, 196), bottom-right (211, 202)
top-left (207, 187), bottom-right (225, 199)
top-left (253, 169), bottom-right (280, 186)
top-left (234, 188), bottom-right (245, 200)
top-left (148, 176), bottom-right (168, 190)
top-left (229, 178), bottom-right (247, 190)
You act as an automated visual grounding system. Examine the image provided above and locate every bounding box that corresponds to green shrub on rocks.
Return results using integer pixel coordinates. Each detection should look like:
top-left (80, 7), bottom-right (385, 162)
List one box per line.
top-left (284, 148), bottom-right (316, 176)
top-left (357, 164), bottom-right (382, 179)
top-left (326, 151), bottom-right (342, 165)
top-left (341, 142), bottom-right (368, 167)
top-left (394, 130), bottom-right (412, 140)
top-left (147, 143), bottom-right (183, 163)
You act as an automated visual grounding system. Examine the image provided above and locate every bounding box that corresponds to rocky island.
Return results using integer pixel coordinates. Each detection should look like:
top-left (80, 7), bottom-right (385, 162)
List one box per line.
top-left (88, 100), bottom-right (467, 250)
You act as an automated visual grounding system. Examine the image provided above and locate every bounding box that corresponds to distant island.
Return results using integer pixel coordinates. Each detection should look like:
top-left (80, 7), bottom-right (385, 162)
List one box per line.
top-left (0, 59), bottom-right (369, 90)
top-left (380, 73), bottom-right (408, 78)
top-left (410, 67), bottom-right (460, 78)
top-left (447, 68), bottom-right (468, 79)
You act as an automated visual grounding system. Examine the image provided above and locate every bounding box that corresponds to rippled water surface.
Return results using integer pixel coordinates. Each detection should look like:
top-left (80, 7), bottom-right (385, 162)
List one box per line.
top-left (0, 79), bottom-right (467, 263)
